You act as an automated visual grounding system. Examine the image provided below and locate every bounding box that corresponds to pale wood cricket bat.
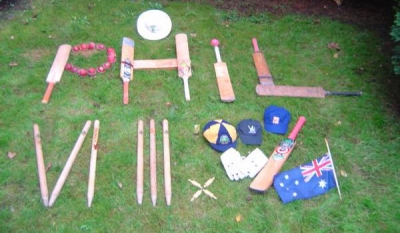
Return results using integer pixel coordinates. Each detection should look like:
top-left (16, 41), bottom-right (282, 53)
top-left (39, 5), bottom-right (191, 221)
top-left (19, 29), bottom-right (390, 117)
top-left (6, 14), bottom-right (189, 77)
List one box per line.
top-left (256, 85), bottom-right (362, 98)
top-left (175, 33), bottom-right (192, 101)
top-left (210, 39), bottom-right (235, 102)
top-left (120, 37), bottom-right (135, 105)
top-left (163, 119), bottom-right (172, 206)
top-left (252, 38), bottom-right (274, 86)
top-left (87, 120), bottom-right (100, 208)
top-left (150, 119), bottom-right (157, 206)
top-left (137, 120), bottom-right (144, 205)
top-left (48, 120), bottom-right (92, 207)
top-left (33, 124), bottom-right (49, 207)
top-left (42, 44), bottom-right (71, 104)
top-left (249, 116), bottom-right (306, 193)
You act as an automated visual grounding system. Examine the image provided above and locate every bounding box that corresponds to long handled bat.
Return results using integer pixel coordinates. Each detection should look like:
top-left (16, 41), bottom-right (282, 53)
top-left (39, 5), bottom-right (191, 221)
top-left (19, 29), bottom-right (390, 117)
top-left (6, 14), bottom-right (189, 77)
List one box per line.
top-left (163, 119), bottom-right (172, 206)
top-left (252, 38), bottom-right (274, 86)
top-left (48, 120), bottom-right (92, 207)
top-left (249, 116), bottom-right (306, 193)
top-left (137, 120), bottom-right (144, 205)
top-left (120, 37), bottom-right (135, 105)
top-left (42, 44), bottom-right (72, 104)
top-left (175, 33), bottom-right (192, 101)
top-left (87, 120), bottom-right (100, 208)
top-left (210, 39), bottom-right (235, 102)
top-left (256, 85), bottom-right (362, 98)
top-left (33, 124), bottom-right (49, 207)
top-left (150, 119), bottom-right (157, 206)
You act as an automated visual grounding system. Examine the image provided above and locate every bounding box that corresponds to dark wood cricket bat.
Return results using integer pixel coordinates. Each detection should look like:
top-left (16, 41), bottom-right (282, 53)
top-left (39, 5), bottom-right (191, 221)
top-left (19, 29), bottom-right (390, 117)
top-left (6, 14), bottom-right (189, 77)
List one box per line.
top-left (120, 37), bottom-right (134, 105)
top-left (249, 116), bottom-right (306, 193)
top-left (256, 85), bottom-right (362, 98)
top-left (252, 38), bottom-right (274, 86)
top-left (210, 39), bottom-right (235, 102)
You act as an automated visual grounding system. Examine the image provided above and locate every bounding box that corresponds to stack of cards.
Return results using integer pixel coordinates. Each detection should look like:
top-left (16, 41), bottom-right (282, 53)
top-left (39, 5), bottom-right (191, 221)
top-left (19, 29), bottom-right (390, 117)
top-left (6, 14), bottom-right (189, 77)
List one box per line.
top-left (220, 148), bottom-right (268, 181)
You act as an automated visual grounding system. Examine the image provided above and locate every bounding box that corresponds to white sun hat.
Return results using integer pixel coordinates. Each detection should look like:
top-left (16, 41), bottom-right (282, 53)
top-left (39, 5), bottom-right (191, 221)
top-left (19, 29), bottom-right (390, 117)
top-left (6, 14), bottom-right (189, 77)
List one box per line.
top-left (136, 10), bottom-right (172, 40)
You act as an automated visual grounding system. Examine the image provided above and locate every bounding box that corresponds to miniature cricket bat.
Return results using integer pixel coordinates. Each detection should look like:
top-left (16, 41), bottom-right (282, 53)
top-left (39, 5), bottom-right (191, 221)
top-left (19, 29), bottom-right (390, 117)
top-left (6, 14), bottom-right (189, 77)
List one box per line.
top-left (120, 37), bottom-right (135, 105)
top-left (42, 44), bottom-right (71, 104)
top-left (210, 39), bottom-right (235, 102)
top-left (249, 116), bottom-right (306, 193)
top-left (252, 38), bottom-right (274, 86)
top-left (175, 33), bottom-right (192, 101)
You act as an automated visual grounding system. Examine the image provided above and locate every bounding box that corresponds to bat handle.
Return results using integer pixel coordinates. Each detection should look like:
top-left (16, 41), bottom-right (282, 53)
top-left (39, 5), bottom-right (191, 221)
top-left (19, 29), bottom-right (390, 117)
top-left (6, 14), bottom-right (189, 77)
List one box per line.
top-left (183, 76), bottom-right (191, 101)
top-left (288, 116), bottom-right (306, 140)
top-left (252, 38), bottom-right (260, 52)
top-left (123, 81), bottom-right (129, 105)
top-left (325, 91), bottom-right (362, 96)
top-left (42, 82), bottom-right (55, 104)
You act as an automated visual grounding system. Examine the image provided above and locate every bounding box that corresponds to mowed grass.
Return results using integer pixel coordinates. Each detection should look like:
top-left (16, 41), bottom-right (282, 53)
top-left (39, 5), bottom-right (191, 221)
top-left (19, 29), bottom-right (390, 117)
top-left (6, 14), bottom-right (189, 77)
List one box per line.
top-left (0, 0), bottom-right (399, 232)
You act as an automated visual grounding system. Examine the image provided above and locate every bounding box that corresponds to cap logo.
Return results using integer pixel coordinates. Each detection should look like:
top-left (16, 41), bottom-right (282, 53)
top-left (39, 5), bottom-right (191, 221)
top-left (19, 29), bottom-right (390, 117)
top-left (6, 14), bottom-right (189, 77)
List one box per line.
top-left (248, 125), bottom-right (256, 134)
top-left (272, 116), bottom-right (280, 125)
top-left (219, 134), bottom-right (231, 145)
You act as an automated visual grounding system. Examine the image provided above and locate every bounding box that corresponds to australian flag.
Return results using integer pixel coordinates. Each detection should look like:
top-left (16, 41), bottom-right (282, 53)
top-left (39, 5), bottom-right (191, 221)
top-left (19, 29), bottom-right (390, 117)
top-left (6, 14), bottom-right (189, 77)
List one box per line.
top-left (273, 154), bottom-right (337, 204)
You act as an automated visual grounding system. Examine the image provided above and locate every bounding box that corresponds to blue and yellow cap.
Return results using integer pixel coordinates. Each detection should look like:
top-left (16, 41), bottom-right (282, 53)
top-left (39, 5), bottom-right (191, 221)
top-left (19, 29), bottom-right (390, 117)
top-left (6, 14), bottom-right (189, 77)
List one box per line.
top-left (203, 119), bottom-right (237, 152)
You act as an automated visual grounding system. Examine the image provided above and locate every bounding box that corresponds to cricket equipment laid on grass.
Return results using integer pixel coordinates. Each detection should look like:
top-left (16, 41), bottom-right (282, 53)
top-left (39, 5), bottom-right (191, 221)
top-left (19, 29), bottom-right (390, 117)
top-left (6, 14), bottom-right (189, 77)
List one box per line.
top-left (33, 124), bottom-right (49, 207)
top-left (210, 39), bottom-right (235, 102)
top-left (256, 85), bottom-right (363, 98)
top-left (120, 37), bottom-right (135, 105)
top-left (87, 120), bottom-right (100, 208)
top-left (150, 119), bottom-right (157, 206)
top-left (252, 38), bottom-right (274, 86)
top-left (163, 119), bottom-right (172, 206)
top-left (42, 44), bottom-right (72, 104)
top-left (48, 120), bottom-right (92, 207)
top-left (176, 34), bottom-right (192, 101)
top-left (136, 10), bottom-right (172, 41)
top-left (249, 116), bottom-right (306, 193)
top-left (137, 120), bottom-right (144, 205)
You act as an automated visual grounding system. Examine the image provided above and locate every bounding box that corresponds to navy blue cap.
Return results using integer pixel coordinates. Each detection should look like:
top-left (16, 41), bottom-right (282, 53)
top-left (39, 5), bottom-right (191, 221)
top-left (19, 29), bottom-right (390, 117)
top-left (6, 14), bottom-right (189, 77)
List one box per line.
top-left (203, 119), bottom-right (237, 152)
top-left (236, 119), bottom-right (263, 145)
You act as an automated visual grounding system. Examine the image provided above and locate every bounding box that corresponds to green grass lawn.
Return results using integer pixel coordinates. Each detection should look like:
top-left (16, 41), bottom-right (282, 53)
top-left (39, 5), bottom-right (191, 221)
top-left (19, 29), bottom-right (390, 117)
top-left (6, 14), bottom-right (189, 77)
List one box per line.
top-left (1, 0), bottom-right (399, 232)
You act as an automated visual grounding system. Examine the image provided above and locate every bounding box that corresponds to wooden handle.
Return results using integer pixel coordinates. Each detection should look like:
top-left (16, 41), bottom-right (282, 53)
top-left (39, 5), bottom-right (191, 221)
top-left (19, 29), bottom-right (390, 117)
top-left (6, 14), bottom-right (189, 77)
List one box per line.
top-left (252, 38), bottom-right (260, 52)
top-left (41, 82), bottom-right (55, 104)
top-left (48, 120), bottom-right (92, 207)
top-left (33, 124), bottom-right (49, 207)
top-left (163, 119), bottom-right (172, 206)
top-left (288, 116), bottom-right (307, 140)
top-left (123, 81), bottom-right (129, 105)
top-left (87, 120), bottom-right (100, 208)
top-left (137, 120), bottom-right (144, 205)
top-left (150, 119), bottom-right (157, 206)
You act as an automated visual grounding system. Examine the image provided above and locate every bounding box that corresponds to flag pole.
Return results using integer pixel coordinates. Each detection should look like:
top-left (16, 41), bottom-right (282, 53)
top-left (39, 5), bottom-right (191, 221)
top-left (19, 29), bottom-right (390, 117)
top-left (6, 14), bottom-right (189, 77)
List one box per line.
top-left (325, 138), bottom-right (342, 201)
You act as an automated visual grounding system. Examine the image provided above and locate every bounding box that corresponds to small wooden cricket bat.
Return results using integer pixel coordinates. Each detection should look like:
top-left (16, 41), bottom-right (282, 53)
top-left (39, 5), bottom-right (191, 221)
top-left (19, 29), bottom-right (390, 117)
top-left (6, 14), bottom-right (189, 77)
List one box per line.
top-left (252, 38), bottom-right (274, 86)
top-left (256, 85), bottom-right (362, 98)
top-left (210, 39), bottom-right (235, 102)
top-left (120, 37), bottom-right (135, 105)
top-left (42, 44), bottom-right (71, 104)
top-left (175, 33), bottom-right (192, 101)
top-left (249, 116), bottom-right (306, 193)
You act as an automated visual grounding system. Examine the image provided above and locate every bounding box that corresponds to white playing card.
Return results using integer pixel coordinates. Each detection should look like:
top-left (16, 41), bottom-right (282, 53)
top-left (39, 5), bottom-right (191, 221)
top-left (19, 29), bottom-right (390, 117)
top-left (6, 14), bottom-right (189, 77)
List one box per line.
top-left (240, 148), bottom-right (268, 178)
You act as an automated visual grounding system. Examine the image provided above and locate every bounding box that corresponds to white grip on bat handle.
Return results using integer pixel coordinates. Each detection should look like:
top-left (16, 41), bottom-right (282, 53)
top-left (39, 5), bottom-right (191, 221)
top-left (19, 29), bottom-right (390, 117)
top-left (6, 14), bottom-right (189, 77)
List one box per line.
top-left (214, 46), bottom-right (222, 63)
top-left (183, 77), bottom-right (190, 101)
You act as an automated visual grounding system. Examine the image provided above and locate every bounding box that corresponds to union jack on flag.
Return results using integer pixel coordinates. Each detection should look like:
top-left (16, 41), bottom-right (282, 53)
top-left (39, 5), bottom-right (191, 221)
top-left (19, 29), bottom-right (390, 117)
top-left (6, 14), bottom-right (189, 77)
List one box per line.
top-left (300, 154), bottom-right (333, 182)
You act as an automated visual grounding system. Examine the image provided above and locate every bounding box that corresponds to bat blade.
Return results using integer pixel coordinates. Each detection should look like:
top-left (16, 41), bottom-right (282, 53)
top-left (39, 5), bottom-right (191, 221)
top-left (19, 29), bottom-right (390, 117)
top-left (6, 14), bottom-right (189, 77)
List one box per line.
top-left (42, 44), bottom-right (71, 104)
top-left (249, 116), bottom-right (306, 193)
top-left (252, 38), bottom-right (274, 86)
top-left (214, 62), bottom-right (235, 102)
top-left (175, 33), bottom-right (192, 101)
top-left (256, 85), bottom-right (326, 98)
top-left (120, 37), bottom-right (135, 105)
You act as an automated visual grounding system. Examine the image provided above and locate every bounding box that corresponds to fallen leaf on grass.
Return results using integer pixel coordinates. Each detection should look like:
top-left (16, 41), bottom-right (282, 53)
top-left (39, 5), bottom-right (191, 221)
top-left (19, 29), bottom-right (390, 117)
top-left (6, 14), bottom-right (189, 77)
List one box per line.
top-left (340, 170), bottom-right (348, 177)
top-left (193, 124), bottom-right (200, 135)
top-left (334, 53), bottom-right (339, 58)
top-left (334, 120), bottom-right (342, 126)
top-left (327, 42), bottom-right (340, 51)
top-left (9, 62), bottom-right (18, 67)
top-left (118, 181), bottom-right (123, 189)
top-left (7, 151), bottom-right (17, 159)
top-left (46, 162), bottom-right (52, 172)
top-left (235, 214), bottom-right (242, 222)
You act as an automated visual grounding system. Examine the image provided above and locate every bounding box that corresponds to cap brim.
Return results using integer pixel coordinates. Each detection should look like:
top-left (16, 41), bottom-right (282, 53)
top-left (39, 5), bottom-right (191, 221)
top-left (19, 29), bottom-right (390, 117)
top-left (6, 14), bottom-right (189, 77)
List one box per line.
top-left (238, 133), bottom-right (262, 145)
top-left (210, 141), bottom-right (237, 152)
top-left (137, 10), bottom-right (172, 40)
top-left (264, 124), bottom-right (288, 134)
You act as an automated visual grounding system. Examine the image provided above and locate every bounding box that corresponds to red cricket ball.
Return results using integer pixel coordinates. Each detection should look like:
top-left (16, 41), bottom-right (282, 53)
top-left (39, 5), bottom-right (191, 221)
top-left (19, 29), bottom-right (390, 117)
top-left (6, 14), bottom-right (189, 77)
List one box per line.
top-left (72, 45), bottom-right (80, 52)
top-left (107, 55), bottom-right (116, 63)
top-left (88, 67), bottom-right (97, 76)
top-left (65, 63), bottom-right (73, 71)
top-left (210, 38), bottom-right (219, 47)
top-left (103, 62), bottom-right (112, 69)
top-left (80, 43), bottom-right (88, 50)
top-left (78, 69), bottom-right (88, 77)
top-left (97, 43), bottom-right (106, 50)
top-left (88, 42), bottom-right (96, 50)
top-left (97, 66), bottom-right (106, 73)
top-left (107, 47), bottom-right (115, 54)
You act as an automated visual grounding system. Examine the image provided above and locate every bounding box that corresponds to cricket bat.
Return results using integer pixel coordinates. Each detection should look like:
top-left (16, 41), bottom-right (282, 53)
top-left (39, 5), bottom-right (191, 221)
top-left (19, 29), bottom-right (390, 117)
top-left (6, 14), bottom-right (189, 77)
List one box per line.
top-left (210, 39), bottom-right (235, 102)
top-left (256, 85), bottom-right (362, 98)
top-left (42, 44), bottom-right (72, 104)
top-left (249, 116), bottom-right (306, 193)
top-left (120, 37), bottom-right (135, 105)
top-left (175, 33), bottom-right (192, 101)
top-left (252, 38), bottom-right (274, 86)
